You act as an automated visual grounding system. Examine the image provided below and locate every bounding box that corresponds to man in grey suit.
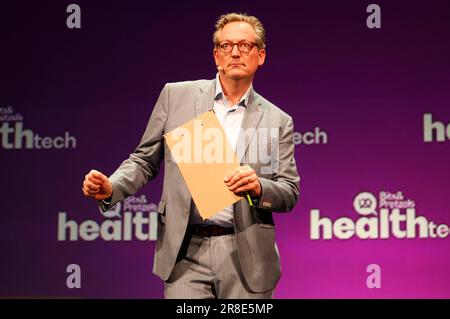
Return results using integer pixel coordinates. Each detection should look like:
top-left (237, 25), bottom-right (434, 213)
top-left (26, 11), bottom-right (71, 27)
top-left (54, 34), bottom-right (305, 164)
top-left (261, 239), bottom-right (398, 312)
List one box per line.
top-left (82, 13), bottom-right (300, 298)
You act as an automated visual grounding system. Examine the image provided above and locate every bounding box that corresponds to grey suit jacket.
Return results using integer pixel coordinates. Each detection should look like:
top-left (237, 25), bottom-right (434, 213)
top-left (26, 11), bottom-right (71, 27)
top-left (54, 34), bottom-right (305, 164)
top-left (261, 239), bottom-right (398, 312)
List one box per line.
top-left (101, 78), bottom-right (300, 293)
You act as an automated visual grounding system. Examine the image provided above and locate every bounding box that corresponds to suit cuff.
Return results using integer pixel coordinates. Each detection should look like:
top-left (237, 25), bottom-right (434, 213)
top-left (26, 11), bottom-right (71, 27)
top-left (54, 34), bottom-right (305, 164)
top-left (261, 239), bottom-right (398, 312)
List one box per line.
top-left (98, 196), bottom-right (112, 212)
top-left (256, 178), bottom-right (273, 209)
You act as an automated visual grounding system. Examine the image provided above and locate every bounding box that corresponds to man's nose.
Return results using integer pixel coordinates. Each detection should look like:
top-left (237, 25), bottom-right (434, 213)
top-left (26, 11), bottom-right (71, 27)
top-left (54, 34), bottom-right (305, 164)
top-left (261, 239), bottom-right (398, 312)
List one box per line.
top-left (231, 44), bottom-right (241, 57)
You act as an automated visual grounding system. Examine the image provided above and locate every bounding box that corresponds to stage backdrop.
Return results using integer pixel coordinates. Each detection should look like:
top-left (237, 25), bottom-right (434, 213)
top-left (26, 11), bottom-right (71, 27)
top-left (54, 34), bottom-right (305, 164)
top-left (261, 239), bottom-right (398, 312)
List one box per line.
top-left (1, 0), bottom-right (449, 298)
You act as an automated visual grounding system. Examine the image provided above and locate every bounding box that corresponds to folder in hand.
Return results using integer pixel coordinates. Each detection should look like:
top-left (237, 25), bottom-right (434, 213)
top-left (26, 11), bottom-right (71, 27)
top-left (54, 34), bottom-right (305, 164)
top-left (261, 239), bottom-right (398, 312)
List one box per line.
top-left (163, 110), bottom-right (242, 219)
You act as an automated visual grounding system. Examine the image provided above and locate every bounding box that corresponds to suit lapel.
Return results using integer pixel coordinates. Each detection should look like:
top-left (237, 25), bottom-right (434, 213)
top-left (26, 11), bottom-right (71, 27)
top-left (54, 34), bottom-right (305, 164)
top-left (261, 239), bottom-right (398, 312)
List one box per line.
top-left (237, 90), bottom-right (264, 163)
top-left (196, 80), bottom-right (216, 117)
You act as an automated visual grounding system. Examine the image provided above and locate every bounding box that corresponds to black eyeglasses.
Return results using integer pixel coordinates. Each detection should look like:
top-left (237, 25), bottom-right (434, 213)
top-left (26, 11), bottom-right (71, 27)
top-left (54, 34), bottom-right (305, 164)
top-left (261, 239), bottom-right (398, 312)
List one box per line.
top-left (216, 40), bottom-right (259, 54)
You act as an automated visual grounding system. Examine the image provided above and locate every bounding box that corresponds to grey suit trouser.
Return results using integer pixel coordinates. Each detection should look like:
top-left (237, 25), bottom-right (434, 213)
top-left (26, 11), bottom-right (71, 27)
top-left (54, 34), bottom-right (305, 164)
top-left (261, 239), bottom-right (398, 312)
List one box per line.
top-left (164, 233), bottom-right (274, 299)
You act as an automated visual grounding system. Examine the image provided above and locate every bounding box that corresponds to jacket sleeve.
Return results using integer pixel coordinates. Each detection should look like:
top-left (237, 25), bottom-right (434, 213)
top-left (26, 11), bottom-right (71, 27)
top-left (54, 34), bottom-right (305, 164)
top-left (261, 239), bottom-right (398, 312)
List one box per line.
top-left (256, 116), bottom-right (300, 212)
top-left (99, 84), bottom-right (169, 212)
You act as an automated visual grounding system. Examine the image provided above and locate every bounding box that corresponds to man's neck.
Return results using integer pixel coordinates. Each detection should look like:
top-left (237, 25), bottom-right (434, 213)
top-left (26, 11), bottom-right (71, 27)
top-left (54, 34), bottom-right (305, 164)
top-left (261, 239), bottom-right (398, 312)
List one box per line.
top-left (219, 75), bottom-right (252, 106)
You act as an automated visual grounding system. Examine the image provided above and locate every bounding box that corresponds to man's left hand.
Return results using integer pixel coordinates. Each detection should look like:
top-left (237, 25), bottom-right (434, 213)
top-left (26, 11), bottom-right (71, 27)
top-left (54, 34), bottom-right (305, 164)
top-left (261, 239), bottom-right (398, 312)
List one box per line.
top-left (224, 165), bottom-right (261, 198)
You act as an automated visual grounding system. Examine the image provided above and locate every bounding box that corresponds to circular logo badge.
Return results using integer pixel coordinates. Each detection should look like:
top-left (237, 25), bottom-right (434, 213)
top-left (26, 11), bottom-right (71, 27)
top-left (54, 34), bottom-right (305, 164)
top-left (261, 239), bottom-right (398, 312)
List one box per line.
top-left (353, 192), bottom-right (377, 216)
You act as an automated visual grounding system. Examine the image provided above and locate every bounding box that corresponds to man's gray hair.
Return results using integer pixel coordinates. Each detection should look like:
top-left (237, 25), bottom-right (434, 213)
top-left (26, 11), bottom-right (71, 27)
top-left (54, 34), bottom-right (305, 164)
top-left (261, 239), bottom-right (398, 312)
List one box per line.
top-left (213, 13), bottom-right (266, 49)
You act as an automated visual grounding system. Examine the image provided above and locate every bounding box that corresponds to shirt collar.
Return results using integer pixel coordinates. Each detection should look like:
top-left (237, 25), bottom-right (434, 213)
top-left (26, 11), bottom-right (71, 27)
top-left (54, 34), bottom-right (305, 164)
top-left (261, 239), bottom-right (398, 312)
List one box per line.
top-left (214, 73), bottom-right (253, 107)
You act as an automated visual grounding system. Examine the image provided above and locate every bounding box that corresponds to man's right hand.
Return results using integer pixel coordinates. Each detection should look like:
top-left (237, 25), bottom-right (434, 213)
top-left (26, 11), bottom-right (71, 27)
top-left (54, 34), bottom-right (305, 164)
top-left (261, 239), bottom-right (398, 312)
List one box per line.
top-left (82, 169), bottom-right (113, 201)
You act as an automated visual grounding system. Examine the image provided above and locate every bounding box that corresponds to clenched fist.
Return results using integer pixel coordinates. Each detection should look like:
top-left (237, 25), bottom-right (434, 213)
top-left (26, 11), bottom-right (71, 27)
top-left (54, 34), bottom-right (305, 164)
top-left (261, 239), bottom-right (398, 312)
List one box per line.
top-left (82, 169), bottom-right (113, 200)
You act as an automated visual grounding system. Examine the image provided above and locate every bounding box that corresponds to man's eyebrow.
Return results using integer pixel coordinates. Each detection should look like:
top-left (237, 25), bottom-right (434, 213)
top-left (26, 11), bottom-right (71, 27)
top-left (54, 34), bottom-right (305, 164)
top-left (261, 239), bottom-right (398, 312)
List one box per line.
top-left (220, 38), bottom-right (252, 42)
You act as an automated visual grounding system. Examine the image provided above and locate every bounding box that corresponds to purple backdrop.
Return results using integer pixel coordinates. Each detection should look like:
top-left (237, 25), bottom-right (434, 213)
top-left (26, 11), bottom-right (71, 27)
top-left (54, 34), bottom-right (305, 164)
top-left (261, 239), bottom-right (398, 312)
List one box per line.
top-left (1, 0), bottom-right (449, 298)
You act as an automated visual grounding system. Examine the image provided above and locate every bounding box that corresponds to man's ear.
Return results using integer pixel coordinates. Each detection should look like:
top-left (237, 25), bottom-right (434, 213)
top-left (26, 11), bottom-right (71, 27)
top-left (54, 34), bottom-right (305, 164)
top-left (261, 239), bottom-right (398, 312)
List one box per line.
top-left (258, 49), bottom-right (266, 66)
top-left (213, 48), bottom-right (219, 66)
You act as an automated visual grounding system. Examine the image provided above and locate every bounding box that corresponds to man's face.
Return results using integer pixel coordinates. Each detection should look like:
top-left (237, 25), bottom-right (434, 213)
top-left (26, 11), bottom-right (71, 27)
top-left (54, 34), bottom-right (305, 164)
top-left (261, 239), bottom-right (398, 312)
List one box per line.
top-left (213, 22), bottom-right (266, 81)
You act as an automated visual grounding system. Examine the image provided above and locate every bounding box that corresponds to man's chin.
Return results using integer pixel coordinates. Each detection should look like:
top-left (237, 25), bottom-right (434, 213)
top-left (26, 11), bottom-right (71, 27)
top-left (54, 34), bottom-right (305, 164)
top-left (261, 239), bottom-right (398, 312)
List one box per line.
top-left (227, 70), bottom-right (249, 80)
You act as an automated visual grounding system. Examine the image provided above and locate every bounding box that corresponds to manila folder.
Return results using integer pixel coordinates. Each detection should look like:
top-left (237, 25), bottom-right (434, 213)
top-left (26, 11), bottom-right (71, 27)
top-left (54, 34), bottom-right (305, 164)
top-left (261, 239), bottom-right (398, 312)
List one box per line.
top-left (163, 110), bottom-right (242, 219)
